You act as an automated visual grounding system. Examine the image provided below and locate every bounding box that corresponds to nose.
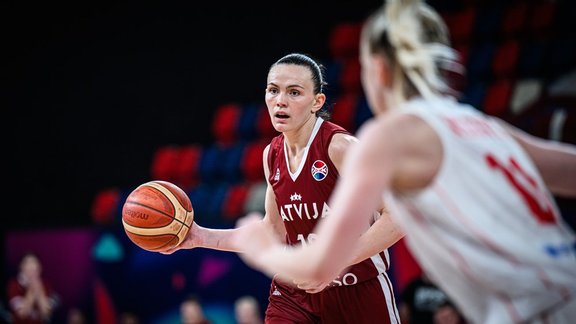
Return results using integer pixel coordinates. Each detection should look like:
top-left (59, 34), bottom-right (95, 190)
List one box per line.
top-left (275, 91), bottom-right (288, 107)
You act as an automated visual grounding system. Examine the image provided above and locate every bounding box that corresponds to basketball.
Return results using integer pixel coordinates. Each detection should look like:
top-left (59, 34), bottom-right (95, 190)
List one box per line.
top-left (121, 180), bottom-right (194, 252)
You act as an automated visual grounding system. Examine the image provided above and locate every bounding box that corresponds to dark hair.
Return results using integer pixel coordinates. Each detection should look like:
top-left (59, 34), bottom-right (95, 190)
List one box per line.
top-left (271, 53), bottom-right (332, 120)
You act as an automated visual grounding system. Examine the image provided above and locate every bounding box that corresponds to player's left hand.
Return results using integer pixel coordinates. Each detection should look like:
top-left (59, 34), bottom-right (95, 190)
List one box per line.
top-left (293, 278), bottom-right (331, 293)
top-left (234, 212), bottom-right (280, 277)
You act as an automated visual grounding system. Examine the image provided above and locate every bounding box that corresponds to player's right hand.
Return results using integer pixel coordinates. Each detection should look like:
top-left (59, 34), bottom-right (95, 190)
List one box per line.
top-left (160, 222), bottom-right (200, 254)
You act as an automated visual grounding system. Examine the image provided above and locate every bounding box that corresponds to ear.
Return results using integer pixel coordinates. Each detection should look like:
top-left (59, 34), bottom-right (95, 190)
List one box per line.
top-left (374, 55), bottom-right (392, 88)
top-left (312, 93), bottom-right (326, 113)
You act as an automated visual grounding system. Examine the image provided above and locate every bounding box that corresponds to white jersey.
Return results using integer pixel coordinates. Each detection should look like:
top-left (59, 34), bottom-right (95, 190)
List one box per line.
top-left (385, 97), bottom-right (576, 324)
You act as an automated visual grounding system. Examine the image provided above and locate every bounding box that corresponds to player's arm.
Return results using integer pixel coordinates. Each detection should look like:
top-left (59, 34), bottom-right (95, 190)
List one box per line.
top-left (328, 133), bottom-right (405, 266)
top-left (163, 145), bottom-right (285, 254)
top-left (235, 114), bottom-right (439, 283)
top-left (501, 121), bottom-right (576, 198)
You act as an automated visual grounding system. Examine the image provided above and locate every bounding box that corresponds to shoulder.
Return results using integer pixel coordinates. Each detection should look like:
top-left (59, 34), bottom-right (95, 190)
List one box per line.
top-left (361, 112), bottom-right (437, 148)
top-left (328, 132), bottom-right (357, 170)
top-left (358, 112), bottom-right (443, 190)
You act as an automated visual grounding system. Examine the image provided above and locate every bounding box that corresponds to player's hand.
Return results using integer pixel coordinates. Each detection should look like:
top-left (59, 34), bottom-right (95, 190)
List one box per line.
top-left (234, 212), bottom-right (279, 276)
top-left (160, 222), bottom-right (201, 254)
top-left (293, 278), bottom-right (331, 294)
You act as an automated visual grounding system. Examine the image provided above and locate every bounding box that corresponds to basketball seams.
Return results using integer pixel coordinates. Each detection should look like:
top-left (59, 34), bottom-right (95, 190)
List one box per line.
top-left (151, 180), bottom-right (193, 212)
top-left (142, 182), bottom-right (191, 227)
top-left (122, 180), bottom-right (194, 252)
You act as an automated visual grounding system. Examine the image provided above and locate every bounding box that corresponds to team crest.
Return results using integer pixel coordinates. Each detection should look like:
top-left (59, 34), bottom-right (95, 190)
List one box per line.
top-left (311, 160), bottom-right (328, 181)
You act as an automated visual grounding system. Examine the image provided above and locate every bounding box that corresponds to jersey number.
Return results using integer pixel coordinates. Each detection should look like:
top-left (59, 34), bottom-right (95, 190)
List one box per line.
top-left (485, 154), bottom-right (556, 224)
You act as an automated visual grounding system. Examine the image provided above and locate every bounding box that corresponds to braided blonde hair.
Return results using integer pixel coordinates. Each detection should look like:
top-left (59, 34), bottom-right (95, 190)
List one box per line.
top-left (363, 0), bottom-right (462, 105)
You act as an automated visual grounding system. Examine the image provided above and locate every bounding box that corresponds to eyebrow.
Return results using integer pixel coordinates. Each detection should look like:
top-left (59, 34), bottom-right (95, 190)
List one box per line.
top-left (267, 82), bottom-right (305, 89)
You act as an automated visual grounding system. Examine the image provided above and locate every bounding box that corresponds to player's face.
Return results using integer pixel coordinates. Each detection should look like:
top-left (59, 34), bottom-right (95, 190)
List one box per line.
top-left (265, 64), bottom-right (319, 133)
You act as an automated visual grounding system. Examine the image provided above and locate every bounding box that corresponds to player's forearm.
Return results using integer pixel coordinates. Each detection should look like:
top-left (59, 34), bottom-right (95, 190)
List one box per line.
top-left (193, 225), bottom-right (244, 252)
top-left (348, 212), bottom-right (405, 265)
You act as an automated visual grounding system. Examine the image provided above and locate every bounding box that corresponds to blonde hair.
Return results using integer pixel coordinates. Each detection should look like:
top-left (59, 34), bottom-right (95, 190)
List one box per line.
top-left (362, 0), bottom-right (462, 105)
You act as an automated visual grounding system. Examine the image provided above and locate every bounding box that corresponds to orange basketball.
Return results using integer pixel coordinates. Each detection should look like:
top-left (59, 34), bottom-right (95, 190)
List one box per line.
top-left (121, 180), bottom-right (194, 252)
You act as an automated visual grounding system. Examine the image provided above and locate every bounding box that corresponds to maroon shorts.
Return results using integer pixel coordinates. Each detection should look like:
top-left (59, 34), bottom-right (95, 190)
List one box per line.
top-left (264, 274), bottom-right (400, 323)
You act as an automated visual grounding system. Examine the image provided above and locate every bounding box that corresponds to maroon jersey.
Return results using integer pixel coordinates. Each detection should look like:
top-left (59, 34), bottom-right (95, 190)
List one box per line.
top-left (267, 118), bottom-right (390, 286)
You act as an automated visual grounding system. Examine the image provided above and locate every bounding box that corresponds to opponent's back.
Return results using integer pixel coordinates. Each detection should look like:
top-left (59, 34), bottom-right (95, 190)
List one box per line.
top-left (386, 97), bottom-right (576, 323)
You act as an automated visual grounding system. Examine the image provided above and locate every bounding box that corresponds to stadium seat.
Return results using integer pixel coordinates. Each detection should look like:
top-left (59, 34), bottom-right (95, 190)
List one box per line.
top-left (222, 183), bottom-right (250, 220)
top-left (442, 7), bottom-right (476, 44)
top-left (466, 42), bottom-right (496, 81)
top-left (328, 21), bottom-right (362, 60)
top-left (331, 93), bottom-right (359, 133)
top-left (338, 58), bottom-right (362, 95)
top-left (501, 1), bottom-right (529, 37)
top-left (483, 78), bottom-right (513, 117)
top-left (150, 145), bottom-right (180, 184)
top-left (472, 3), bottom-right (505, 42)
top-left (491, 40), bottom-right (520, 79)
top-left (241, 140), bottom-right (267, 182)
top-left (174, 144), bottom-right (202, 189)
top-left (518, 40), bottom-right (546, 78)
top-left (528, 0), bottom-right (556, 35)
top-left (211, 103), bottom-right (242, 145)
top-left (91, 188), bottom-right (121, 225)
top-left (243, 181), bottom-right (267, 215)
top-left (460, 81), bottom-right (487, 109)
top-left (509, 78), bottom-right (543, 115)
top-left (237, 103), bottom-right (260, 141)
top-left (255, 103), bottom-right (278, 141)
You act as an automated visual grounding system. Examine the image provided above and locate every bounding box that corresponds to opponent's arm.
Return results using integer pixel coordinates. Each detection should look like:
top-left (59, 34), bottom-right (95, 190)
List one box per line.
top-left (502, 121), bottom-right (576, 198)
top-left (235, 114), bottom-right (440, 283)
top-left (328, 133), bottom-right (404, 266)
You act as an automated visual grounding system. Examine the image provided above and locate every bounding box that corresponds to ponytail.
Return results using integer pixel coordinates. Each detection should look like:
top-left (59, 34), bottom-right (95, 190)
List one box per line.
top-left (365, 0), bottom-right (462, 103)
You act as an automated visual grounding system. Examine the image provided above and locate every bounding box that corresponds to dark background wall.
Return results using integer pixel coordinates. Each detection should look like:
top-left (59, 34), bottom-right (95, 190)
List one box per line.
top-left (3, 0), bottom-right (383, 230)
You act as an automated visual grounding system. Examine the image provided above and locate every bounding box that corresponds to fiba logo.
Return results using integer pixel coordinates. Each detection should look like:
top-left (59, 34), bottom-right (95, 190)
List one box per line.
top-left (311, 160), bottom-right (328, 181)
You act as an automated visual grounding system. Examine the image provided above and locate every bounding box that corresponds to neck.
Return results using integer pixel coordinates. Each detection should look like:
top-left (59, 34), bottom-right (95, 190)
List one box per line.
top-left (284, 116), bottom-right (319, 154)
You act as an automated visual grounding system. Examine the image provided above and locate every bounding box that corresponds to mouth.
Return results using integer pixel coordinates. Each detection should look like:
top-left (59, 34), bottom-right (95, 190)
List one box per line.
top-left (275, 112), bottom-right (290, 119)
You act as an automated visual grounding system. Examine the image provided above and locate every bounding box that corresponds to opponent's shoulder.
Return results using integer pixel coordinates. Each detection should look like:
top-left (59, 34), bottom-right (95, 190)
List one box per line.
top-left (328, 132), bottom-right (358, 171)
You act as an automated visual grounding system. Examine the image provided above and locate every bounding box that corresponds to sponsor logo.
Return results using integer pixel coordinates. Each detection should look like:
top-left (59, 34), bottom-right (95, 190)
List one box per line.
top-left (329, 272), bottom-right (359, 287)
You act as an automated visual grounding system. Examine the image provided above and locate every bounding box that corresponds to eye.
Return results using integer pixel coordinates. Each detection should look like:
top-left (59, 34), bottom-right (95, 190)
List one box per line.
top-left (289, 89), bottom-right (300, 96)
top-left (266, 87), bottom-right (279, 95)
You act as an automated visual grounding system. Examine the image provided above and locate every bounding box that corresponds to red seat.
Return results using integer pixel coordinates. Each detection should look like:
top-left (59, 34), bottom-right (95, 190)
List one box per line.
top-left (501, 2), bottom-right (529, 37)
top-left (443, 7), bottom-right (476, 44)
top-left (241, 141), bottom-right (267, 182)
top-left (492, 40), bottom-right (520, 78)
top-left (529, 0), bottom-right (556, 34)
top-left (339, 58), bottom-right (362, 95)
top-left (91, 188), bottom-right (120, 225)
top-left (255, 103), bottom-right (277, 141)
top-left (150, 145), bottom-right (180, 183)
top-left (329, 22), bottom-right (362, 60)
top-left (483, 78), bottom-right (513, 117)
top-left (222, 184), bottom-right (250, 220)
top-left (331, 94), bottom-right (358, 133)
top-left (211, 103), bottom-right (242, 145)
top-left (174, 145), bottom-right (202, 189)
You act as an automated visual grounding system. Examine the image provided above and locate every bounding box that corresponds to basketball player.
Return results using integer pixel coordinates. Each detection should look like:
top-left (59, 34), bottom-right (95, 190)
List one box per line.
top-left (234, 1), bottom-right (576, 323)
top-left (163, 53), bottom-right (404, 323)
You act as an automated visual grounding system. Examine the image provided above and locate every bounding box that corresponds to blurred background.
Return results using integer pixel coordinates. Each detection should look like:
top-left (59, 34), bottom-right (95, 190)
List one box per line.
top-left (2, 0), bottom-right (575, 323)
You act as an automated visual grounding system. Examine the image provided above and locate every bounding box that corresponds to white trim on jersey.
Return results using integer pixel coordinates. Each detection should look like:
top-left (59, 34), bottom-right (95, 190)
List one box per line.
top-left (285, 117), bottom-right (324, 182)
